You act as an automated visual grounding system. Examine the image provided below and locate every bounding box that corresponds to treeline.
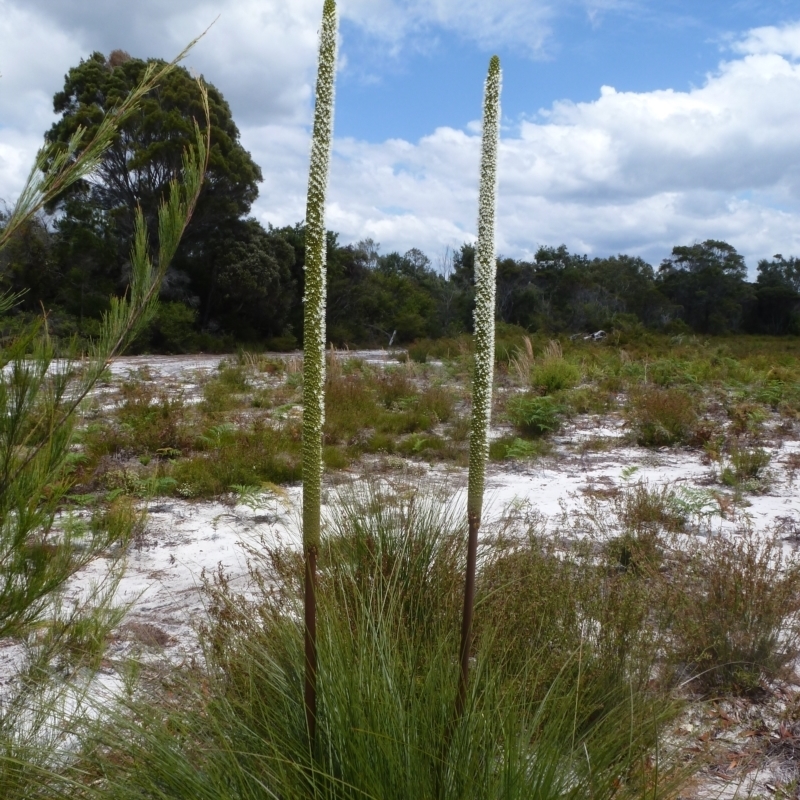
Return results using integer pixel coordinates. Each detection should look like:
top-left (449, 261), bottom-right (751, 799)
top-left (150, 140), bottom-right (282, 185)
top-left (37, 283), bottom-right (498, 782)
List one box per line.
top-left (2, 50), bottom-right (799, 351)
top-left (2, 214), bottom-right (799, 351)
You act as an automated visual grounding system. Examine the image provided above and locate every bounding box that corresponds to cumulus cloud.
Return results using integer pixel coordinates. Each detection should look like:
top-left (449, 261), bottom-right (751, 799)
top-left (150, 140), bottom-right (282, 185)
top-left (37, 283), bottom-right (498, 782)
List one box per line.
top-left (732, 20), bottom-right (800, 59)
top-left (243, 19), bottom-right (800, 269)
top-left (4, 0), bottom-right (323, 127)
top-left (2, 3), bottom-right (800, 271)
top-left (339, 0), bottom-right (554, 56)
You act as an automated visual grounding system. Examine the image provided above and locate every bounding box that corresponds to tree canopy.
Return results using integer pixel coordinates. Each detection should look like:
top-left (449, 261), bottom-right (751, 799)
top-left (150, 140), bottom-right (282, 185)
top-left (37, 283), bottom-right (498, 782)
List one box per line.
top-left (3, 51), bottom-right (799, 347)
top-left (43, 51), bottom-right (262, 333)
top-left (47, 50), bottom-right (260, 232)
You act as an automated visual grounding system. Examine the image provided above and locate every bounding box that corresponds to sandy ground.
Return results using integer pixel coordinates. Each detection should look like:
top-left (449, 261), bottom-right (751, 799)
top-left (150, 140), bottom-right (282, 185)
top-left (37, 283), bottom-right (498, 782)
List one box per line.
top-left (4, 351), bottom-right (800, 797)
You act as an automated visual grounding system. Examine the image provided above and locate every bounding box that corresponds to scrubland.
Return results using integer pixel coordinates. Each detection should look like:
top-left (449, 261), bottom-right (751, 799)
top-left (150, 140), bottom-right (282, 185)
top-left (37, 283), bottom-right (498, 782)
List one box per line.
top-left (5, 331), bottom-right (800, 798)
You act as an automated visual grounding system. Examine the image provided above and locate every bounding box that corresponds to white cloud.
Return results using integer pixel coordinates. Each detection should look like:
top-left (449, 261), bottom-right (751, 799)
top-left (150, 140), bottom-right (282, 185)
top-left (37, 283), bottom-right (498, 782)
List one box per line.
top-left (339, 0), bottom-right (554, 56)
top-left (10, 0), bottom-right (323, 126)
top-left (244, 20), bottom-right (800, 270)
top-left (732, 20), bottom-right (800, 59)
top-left (0, 0), bottom-right (323, 203)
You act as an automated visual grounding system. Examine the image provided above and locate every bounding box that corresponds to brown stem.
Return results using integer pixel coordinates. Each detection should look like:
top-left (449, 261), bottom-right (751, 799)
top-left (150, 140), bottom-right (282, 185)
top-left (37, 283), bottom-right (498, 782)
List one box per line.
top-left (456, 511), bottom-right (480, 718)
top-left (304, 546), bottom-right (318, 745)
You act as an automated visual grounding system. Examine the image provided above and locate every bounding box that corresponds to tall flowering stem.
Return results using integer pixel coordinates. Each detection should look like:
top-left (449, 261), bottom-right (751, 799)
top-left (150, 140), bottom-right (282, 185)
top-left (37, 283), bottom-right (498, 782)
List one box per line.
top-left (457, 55), bottom-right (501, 714)
top-left (303, 0), bottom-right (337, 744)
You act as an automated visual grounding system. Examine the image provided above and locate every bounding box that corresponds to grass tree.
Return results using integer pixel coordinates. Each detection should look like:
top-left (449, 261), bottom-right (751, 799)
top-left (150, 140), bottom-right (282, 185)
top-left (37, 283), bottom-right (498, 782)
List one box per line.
top-left (458, 54), bottom-right (502, 713)
top-left (302, 0), bottom-right (338, 743)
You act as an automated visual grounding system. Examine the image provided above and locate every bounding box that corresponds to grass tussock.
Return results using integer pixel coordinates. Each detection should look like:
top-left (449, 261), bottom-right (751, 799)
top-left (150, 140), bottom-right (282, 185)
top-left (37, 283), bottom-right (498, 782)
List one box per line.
top-left (64, 486), bottom-right (680, 800)
top-left (659, 529), bottom-right (800, 695)
top-left (628, 386), bottom-right (697, 447)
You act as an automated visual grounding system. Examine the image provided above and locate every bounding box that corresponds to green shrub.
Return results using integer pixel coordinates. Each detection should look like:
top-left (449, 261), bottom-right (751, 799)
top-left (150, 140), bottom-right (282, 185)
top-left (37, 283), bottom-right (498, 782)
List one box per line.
top-left (199, 364), bottom-right (251, 413)
top-left (660, 530), bottom-right (800, 695)
top-left (721, 445), bottom-right (771, 490)
top-left (489, 436), bottom-right (550, 461)
top-left (629, 387), bottom-right (697, 447)
top-left (149, 302), bottom-right (198, 353)
top-left (171, 421), bottom-right (301, 497)
top-left (507, 393), bottom-right (562, 437)
top-left (531, 358), bottom-right (581, 395)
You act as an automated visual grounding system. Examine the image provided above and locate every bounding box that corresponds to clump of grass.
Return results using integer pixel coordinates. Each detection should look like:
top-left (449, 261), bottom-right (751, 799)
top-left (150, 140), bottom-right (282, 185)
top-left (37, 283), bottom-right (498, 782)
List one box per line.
top-left (325, 372), bottom-right (456, 448)
top-left (70, 486), bottom-right (680, 800)
top-left (530, 341), bottom-right (581, 395)
top-left (474, 529), bottom-right (671, 745)
top-left (82, 381), bottom-right (192, 462)
top-left (408, 336), bottom-right (471, 364)
top-left (507, 393), bottom-right (562, 437)
top-left (324, 373), bottom-right (377, 444)
top-left (508, 335), bottom-right (534, 382)
top-left (376, 367), bottom-right (416, 407)
top-left (171, 420), bottom-right (301, 497)
top-left (563, 385), bottom-right (616, 415)
top-left (659, 530), bottom-right (800, 695)
top-left (721, 445), bottom-right (771, 491)
top-left (629, 386), bottom-right (697, 447)
top-left (202, 376), bottom-right (248, 413)
top-left (216, 362), bottom-right (251, 391)
top-left (616, 481), bottom-right (688, 535)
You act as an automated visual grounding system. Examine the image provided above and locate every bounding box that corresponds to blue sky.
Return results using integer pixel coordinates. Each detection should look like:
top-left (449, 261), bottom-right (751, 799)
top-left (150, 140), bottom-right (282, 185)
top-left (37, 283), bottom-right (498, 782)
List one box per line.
top-left (335, 1), bottom-right (797, 141)
top-left (1, 0), bottom-right (800, 272)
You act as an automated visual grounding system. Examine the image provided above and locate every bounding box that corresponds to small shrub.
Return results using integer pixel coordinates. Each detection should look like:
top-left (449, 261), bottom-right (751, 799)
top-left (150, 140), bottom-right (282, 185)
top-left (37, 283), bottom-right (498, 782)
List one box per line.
top-left (172, 421), bottom-right (301, 497)
top-left (721, 445), bottom-right (771, 490)
top-left (202, 367), bottom-right (251, 413)
top-left (564, 385), bottom-right (615, 415)
top-left (324, 374), bottom-right (379, 443)
top-left (616, 481), bottom-right (687, 535)
top-left (629, 387), bottom-right (697, 447)
top-left (531, 358), bottom-right (581, 395)
top-left (416, 385), bottom-right (455, 423)
top-left (217, 363), bottom-right (250, 392)
top-left (85, 381), bottom-right (191, 459)
top-left (727, 400), bottom-right (768, 436)
top-left (376, 368), bottom-right (415, 407)
top-left (148, 302), bottom-right (198, 353)
top-left (407, 341), bottom-right (430, 363)
top-left (507, 393), bottom-right (562, 437)
top-left (660, 530), bottom-right (800, 694)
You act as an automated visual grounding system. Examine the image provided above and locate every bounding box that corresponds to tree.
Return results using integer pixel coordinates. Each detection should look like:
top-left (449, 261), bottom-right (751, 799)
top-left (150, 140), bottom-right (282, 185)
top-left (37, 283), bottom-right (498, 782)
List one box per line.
top-left (0, 213), bottom-right (60, 313)
top-left (657, 240), bottom-right (751, 333)
top-left (748, 255), bottom-right (800, 334)
top-left (204, 219), bottom-right (296, 339)
top-left (44, 50), bottom-right (262, 330)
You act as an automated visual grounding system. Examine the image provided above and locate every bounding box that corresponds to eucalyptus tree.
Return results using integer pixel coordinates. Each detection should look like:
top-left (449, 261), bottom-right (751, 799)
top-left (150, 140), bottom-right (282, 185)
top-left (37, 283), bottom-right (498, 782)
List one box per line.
top-left (44, 47), bottom-right (261, 330)
top-left (302, 0), bottom-right (338, 743)
top-left (457, 54), bottom-right (501, 713)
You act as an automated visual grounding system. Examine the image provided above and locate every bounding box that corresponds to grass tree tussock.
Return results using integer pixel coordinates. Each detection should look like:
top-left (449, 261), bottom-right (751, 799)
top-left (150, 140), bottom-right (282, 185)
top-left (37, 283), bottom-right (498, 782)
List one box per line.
top-left (61, 485), bottom-right (680, 800)
top-left (302, 0), bottom-right (338, 742)
top-left (459, 54), bottom-right (501, 710)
